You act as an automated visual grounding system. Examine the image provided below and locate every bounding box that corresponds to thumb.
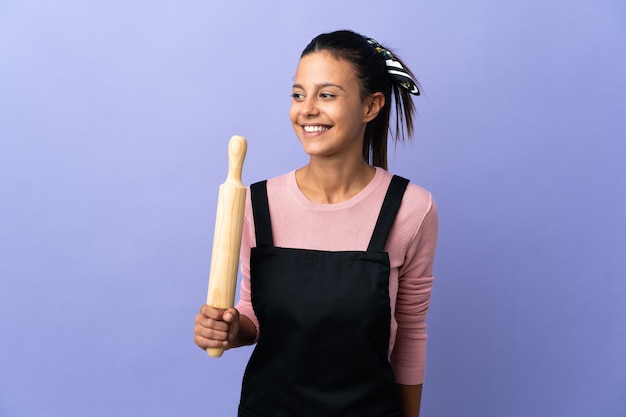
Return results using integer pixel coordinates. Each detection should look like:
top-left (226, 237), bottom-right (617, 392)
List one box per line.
top-left (222, 308), bottom-right (239, 323)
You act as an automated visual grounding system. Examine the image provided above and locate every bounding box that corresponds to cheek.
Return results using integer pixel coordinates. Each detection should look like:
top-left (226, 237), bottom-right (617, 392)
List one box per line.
top-left (289, 104), bottom-right (299, 124)
top-left (289, 106), bottom-right (302, 137)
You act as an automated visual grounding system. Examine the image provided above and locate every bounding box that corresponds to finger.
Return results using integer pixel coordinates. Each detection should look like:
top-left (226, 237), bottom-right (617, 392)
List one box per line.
top-left (194, 322), bottom-right (230, 342)
top-left (194, 334), bottom-right (228, 349)
top-left (195, 315), bottom-right (231, 333)
top-left (199, 304), bottom-right (225, 320)
top-left (193, 319), bottom-right (229, 349)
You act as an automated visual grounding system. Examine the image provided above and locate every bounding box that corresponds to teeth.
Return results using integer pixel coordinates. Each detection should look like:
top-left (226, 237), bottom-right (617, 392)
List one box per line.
top-left (303, 125), bottom-right (329, 133)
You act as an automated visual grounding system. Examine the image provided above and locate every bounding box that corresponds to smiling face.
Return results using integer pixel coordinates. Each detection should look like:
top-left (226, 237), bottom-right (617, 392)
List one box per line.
top-left (289, 51), bottom-right (383, 163)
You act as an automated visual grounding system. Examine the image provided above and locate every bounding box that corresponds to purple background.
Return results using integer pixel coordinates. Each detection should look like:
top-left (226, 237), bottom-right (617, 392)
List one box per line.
top-left (1, 1), bottom-right (625, 416)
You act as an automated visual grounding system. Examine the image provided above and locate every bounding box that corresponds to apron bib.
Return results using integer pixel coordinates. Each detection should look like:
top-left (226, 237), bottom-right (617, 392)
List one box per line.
top-left (239, 176), bottom-right (409, 417)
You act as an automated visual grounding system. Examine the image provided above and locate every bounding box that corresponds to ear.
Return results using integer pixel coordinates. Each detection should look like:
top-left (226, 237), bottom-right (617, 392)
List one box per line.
top-left (363, 92), bottom-right (385, 123)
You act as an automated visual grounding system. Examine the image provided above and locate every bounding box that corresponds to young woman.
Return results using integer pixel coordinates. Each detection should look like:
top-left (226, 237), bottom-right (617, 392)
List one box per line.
top-left (194, 30), bottom-right (438, 417)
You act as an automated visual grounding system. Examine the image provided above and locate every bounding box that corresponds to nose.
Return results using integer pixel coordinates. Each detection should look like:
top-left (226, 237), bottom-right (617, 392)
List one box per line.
top-left (300, 95), bottom-right (319, 117)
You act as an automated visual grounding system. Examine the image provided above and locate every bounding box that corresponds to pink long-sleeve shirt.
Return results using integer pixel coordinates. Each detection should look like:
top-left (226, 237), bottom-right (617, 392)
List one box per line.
top-left (235, 167), bottom-right (438, 385)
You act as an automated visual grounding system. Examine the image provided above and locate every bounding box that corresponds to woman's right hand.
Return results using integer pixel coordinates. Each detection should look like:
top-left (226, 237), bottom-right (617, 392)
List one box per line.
top-left (193, 305), bottom-right (241, 351)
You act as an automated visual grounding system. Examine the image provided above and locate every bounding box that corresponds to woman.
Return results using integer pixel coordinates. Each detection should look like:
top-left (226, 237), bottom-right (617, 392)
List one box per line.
top-left (194, 30), bottom-right (438, 417)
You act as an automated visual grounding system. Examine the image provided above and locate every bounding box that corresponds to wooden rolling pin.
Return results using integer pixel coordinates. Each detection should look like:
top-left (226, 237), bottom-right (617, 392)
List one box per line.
top-left (206, 135), bottom-right (247, 358)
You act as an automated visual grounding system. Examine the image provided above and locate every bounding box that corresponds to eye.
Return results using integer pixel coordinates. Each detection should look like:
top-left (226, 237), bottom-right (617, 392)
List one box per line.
top-left (320, 92), bottom-right (336, 99)
top-left (291, 92), bottom-right (305, 100)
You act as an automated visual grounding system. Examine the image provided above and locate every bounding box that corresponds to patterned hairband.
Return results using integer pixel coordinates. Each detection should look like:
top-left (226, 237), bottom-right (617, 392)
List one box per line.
top-left (366, 38), bottom-right (420, 96)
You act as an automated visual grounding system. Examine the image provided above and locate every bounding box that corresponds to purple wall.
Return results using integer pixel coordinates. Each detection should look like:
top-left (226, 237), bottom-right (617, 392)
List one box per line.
top-left (1, 1), bottom-right (624, 416)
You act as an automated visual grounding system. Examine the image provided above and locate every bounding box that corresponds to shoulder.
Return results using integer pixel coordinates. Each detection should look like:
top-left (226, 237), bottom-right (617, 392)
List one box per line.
top-left (378, 169), bottom-right (435, 215)
top-left (248, 171), bottom-right (305, 220)
top-left (248, 171), bottom-right (296, 203)
top-left (384, 170), bottom-right (437, 234)
top-left (242, 171), bottom-right (296, 248)
top-left (265, 170), bottom-right (295, 189)
top-left (385, 172), bottom-right (438, 273)
top-left (403, 181), bottom-right (435, 216)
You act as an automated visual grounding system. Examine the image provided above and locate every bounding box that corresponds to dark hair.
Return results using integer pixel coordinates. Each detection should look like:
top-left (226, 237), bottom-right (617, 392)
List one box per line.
top-left (301, 29), bottom-right (419, 169)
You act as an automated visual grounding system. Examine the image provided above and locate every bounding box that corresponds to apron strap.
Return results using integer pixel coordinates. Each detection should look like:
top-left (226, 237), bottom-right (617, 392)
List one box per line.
top-left (250, 180), bottom-right (274, 247)
top-left (367, 175), bottom-right (410, 252)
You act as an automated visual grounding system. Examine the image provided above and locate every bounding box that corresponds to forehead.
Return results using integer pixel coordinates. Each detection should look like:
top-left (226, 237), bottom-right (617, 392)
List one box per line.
top-left (293, 51), bottom-right (359, 87)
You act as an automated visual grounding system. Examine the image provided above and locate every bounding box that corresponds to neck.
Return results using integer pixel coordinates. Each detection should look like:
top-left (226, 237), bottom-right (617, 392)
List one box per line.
top-left (295, 157), bottom-right (376, 204)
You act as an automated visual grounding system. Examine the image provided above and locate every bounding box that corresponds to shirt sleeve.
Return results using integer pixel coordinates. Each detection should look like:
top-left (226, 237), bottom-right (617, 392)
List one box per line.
top-left (235, 191), bottom-right (260, 342)
top-left (390, 196), bottom-right (439, 385)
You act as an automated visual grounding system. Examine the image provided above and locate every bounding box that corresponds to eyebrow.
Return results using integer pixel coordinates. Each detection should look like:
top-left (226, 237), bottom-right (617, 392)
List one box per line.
top-left (292, 82), bottom-right (346, 91)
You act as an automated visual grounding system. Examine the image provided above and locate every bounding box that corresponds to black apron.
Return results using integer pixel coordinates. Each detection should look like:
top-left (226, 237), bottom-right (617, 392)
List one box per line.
top-left (238, 175), bottom-right (409, 417)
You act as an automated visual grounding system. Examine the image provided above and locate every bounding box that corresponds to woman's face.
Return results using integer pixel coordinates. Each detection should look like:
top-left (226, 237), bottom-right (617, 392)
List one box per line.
top-left (289, 51), bottom-right (382, 162)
